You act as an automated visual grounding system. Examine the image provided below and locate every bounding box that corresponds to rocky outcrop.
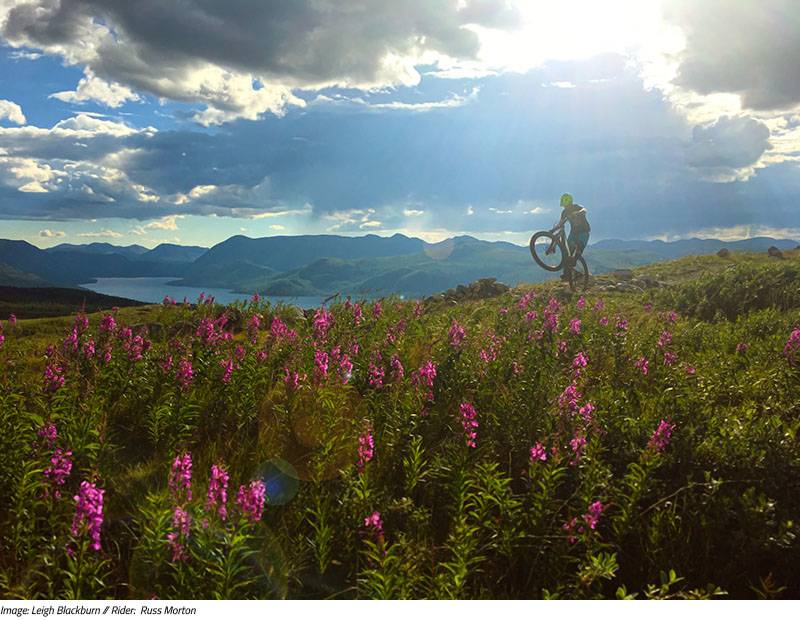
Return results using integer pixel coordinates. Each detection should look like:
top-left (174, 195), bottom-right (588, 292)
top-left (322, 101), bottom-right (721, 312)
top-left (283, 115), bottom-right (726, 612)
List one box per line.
top-left (426, 277), bottom-right (510, 304)
top-left (717, 248), bottom-right (731, 258)
top-left (767, 246), bottom-right (784, 259)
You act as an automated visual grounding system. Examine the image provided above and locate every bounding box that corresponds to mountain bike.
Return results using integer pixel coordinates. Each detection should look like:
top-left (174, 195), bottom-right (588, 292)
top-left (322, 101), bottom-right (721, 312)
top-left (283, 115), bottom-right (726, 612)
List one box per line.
top-left (529, 227), bottom-right (589, 291)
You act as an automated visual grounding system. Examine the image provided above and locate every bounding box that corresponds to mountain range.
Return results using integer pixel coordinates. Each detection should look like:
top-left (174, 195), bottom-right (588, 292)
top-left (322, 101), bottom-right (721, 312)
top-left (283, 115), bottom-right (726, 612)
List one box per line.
top-left (0, 234), bottom-right (796, 297)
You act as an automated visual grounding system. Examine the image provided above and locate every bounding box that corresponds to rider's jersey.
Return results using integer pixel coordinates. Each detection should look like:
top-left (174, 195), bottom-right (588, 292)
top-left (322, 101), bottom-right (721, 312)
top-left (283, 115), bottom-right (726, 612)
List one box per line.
top-left (563, 204), bottom-right (590, 233)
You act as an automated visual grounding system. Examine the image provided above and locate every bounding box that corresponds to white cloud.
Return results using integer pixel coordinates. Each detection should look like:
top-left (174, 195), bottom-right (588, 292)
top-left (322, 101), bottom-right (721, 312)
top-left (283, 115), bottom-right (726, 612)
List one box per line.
top-left (50, 69), bottom-right (141, 108)
top-left (403, 209), bottom-right (425, 217)
top-left (39, 228), bottom-right (65, 238)
top-left (489, 207), bottom-right (513, 214)
top-left (466, 205), bottom-right (475, 215)
top-left (269, 224), bottom-right (285, 231)
top-left (78, 229), bottom-right (123, 238)
top-left (0, 99), bottom-right (25, 125)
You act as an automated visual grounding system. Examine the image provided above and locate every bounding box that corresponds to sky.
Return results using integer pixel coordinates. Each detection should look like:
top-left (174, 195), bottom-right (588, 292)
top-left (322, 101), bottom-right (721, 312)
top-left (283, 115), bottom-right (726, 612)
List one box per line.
top-left (0, 0), bottom-right (798, 249)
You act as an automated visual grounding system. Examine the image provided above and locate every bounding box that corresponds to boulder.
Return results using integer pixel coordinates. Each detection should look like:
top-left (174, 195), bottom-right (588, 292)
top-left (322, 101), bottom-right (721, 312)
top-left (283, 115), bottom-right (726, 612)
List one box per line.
top-left (612, 268), bottom-right (635, 280)
top-left (717, 248), bottom-right (731, 258)
top-left (767, 246), bottom-right (785, 259)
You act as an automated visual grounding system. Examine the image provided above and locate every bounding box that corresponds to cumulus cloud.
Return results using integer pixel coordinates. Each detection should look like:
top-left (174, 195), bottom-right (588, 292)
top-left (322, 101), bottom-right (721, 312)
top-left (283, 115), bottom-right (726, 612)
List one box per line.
top-left (0, 99), bottom-right (25, 124)
top-left (50, 69), bottom-right (141, 108)
top-left (39, 228), bottom-right (65, 237)
top-left (0, 0), bottom-right (519, 124)
top-left (666, 0), bottom-right (800, 111)
top-left (686, 115), bottom-right (771, 181)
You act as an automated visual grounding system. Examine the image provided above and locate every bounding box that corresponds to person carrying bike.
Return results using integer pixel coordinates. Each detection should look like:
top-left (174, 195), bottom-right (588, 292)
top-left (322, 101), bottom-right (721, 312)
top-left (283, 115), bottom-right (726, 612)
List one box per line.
top-left (546, 193), bottom-right (590, 272)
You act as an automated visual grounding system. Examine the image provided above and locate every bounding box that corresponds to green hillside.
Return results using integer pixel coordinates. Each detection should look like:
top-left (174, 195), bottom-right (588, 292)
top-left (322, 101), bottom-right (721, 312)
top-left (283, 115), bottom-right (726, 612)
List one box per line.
top-left (1, 250), bottom-right (798, 599)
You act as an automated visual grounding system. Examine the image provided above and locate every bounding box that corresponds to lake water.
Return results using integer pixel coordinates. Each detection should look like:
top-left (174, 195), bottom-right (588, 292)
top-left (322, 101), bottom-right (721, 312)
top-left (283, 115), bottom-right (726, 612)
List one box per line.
top-left (81, 277), bottom-right (327, 309)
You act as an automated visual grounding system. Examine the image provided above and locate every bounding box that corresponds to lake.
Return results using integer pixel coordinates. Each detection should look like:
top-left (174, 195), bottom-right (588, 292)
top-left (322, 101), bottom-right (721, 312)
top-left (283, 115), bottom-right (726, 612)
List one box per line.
top-left (81, 277), bottom-right (327, 309)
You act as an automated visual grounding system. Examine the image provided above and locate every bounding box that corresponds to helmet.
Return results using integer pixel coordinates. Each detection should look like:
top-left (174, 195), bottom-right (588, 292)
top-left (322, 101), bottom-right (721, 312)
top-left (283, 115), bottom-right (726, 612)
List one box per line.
top-left (560, 193), bottom-right (574, 208)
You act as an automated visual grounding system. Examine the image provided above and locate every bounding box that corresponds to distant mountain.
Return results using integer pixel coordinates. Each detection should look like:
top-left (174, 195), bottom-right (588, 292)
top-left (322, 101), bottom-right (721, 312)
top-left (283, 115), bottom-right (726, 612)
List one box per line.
top-left (0, 239), bottom-right (191, 286)
top-left (47, 242), bottom-right (149, 257)
top-left (141, 243), bottom-right (208, 263)
top-left (592, 236), bottom-right (798, 259)
top-left (0, 262), bottom-right (51, 287)
top-left (179, 233), bottom-right (425, 285)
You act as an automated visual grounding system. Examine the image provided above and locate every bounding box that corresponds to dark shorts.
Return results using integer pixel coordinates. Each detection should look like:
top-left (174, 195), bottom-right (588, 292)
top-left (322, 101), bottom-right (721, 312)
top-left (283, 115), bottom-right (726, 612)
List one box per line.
top-left (568, 230), bottom-right (590, 255)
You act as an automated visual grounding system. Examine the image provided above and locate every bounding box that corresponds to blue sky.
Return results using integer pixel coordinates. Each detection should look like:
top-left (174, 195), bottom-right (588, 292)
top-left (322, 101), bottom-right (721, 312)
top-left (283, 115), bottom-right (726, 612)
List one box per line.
top-left (0, 0), bottom-right (798, 248)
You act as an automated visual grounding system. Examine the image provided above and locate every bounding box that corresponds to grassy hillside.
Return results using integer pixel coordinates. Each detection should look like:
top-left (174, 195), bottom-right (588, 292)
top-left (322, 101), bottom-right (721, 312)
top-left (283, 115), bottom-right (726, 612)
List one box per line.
top-left (0, 286), bottom-right (146, 320)
top-left (0, 251), bottom-right (798, 599)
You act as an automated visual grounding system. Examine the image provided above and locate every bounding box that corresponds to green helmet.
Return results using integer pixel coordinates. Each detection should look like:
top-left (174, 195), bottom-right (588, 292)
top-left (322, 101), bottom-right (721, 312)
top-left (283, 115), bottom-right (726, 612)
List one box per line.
top-left (560, 193), bottom-right (574, 208)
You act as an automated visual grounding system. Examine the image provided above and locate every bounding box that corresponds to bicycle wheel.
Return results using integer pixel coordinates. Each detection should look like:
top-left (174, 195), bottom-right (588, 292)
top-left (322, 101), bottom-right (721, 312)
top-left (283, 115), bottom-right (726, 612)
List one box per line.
top-left (568, 255), bottom-right (590, 291)
top-left (529, 231), bottom-right (564, 272)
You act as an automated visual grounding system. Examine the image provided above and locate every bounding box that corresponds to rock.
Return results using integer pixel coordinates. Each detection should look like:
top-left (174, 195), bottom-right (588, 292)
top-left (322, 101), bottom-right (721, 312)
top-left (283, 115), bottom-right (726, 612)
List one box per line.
top-left (435, 278), bottom-right (510, 304)
top-left (717, 248), bottom-right (731, 258)
top-left (612, 268), bottom-right (634, 280)
top-left (767, 246), bottom-right (785, 259)
top-left (131, 322), bottom-right (165, 339)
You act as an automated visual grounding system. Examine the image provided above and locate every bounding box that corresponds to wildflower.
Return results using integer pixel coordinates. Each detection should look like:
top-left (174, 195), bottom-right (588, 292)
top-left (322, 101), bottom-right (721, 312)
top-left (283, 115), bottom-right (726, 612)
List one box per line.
top-left (414, 360), bottom-right (437, 401)
top-left (644, 302), bottom-right (653, 312)
top-left (74, 314), bottom-right (89, 334)
top-left (657, 330), bottom-right (673, 349)
top-left (339, 353), bottom-right (353, 384)
top-left (517, 291), bottom-right (535, 309)
top-left (234, 344), bottom-right (246, 361)
top-left (357, 425), bottom-right (374, 472)
top-left (363, 511), bottom-right (384, 541)
top-left (44, 448), bottom-right (73, 498)
top-left (176, 359), bottom-right (193, 391)
top-left (684, 364), bottom-right (696, 376)
top-left (82, 338), bottom-right (96, 358)
top-left (390, 354), bottom-right (404, 381)
top-left (101, 346), bottom-right (112, 364)
top-left (413, 301), bottom-right (424, 318)
top-left (205, 464), bottom-right (230, 521)
top-left (599, 316), bottom-right (609, 327)
top-left (569, 434), bottom-right (587, 464)
top-left (558, 382), bottom-right (581, 412)
top-left (220, 358), bottom-right (236, 384)
top-left (37, 421), bottom-right (58, 449)
top-left (43, 363), bottom-right (65, 393)
top-left (529, 442), bottom-right (547, 463)
top-left (783, 328), bottom-right (800, 365)
top-left (499, 307), bottom-right (509, 316)
top-left (543, 310), bottom-right (558, 333)
top-left (8, 313), bottom-right (16, 326)
top-left (524, 310), bottom-right (537, 322)
top-left (236, 480), bottom-right (267, 522)
top-left (648, 419), bottom-right (675, 453)
top-left (372, 301), bottom-right (382, 319)
top-left (665, 311), bottom-right (678, 323)
top-left (251, 293), bottom-right (260, 303)
top-left (736, 342), bottom-right (748, 354)
top-left (576, 297), bottom-right (586, 310)
top-left (593, 299), bottom-right (605, 312)
top-left (368, 358), bottom-right (385, 389)
top-left (312, 307), bottom-right (334, 341)
top-left (663, 351), bottom-right (678, 366)
top-left (578, 402), bottom-right (595, 423)
top-left (270, 316), bottom-right (289, 340)
top-left (634, 356), bottom-right (649, 376)
top-left (71, 481), bottom-right (104, 551)
top-left (284, 368), bottom-right (302, 392)
top-left (314, 349), bottom-right (329, 381)
top-left (449, 320), bottom-right (466, 348)
top-left (168, 452), bottom-right (193, 504)
top-left (353, 303), bottom-right (364, 325)
top-left (247, 314), bottom-right (261, 343)
top-left (63, 328), bottom-right (79, 354)
top-left (572, 351), bottom-right (588, 371)
top-left (166, 506), bottom-right (191, 562)
top-left (556, 340), bottom-right (568, 356)
top-left (512, 361), bottom-right (522, 376)
top-left (569, 318), bottom-right (581, 334)
top-left (616, 317), bottom-right (629, 333)
top-left (459, 402), bottom-right (479, 448)
top-left (256, 350), bottom-right (268, 363)
top-left (582, 501), bottom-right (604, 530)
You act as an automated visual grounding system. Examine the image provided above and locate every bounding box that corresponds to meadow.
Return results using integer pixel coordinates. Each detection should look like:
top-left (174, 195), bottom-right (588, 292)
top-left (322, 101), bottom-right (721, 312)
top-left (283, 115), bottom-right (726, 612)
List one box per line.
top-left (0, 251), bottom-right (798, 599)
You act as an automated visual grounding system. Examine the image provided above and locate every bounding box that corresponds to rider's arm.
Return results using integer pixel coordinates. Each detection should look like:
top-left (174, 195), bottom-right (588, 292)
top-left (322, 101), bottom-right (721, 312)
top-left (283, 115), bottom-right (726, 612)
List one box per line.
top-left (550, 213), bottom-right (566, 233)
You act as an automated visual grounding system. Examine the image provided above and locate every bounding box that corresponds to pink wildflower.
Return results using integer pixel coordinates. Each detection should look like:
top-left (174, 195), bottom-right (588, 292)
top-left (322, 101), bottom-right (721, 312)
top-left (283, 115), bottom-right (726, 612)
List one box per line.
top-left (167, 506), bottom-right (191, 562)
top-left (363, 511), bottom-right (384, 541)
top-left (572, 351), bottom-right (589, 371)
top-left (368, 358), bottom-right (385, 389)
top-left (583, 501), bottom-right (604, 530)
top-left (236, 480), bottom-right (267, 522)
top-left (314, 349), bottom-right (329, 381)
top-left (372, 301), bottom-right (382, 319)
top-left (569, 434), bottom-right (587, 464)
top-left (43, 363), bottom-right (65, 393)
top-left (576, 297), bottom-right (586, 310)
top-left (529, 442), bottom-right (547, 463)
top-left (459, 402), bottom-right (479, 448)
top-left (390, 354), bottom-right (404, 381)
top-left (449, 320), bottom-right (466, 348)
top-left (558, 382), bottom-right (581, 412)
top-left (8, 313), bottom-right (16, 326)
top-left (205, 464), bottom-right (230, 521)
top-left (569, 318), bottom-right (581, 334)
top-left (44, 448), bottom-right (73, 498)
top-left (312, 307), bottom-right (334, 341)
top-left (736, 342), bottom-right (748, 354)
top-left (783, 328), bottom-right (800, 365)
top-left (168, 452), bottom-right (193, 504)
top-left (634, 356), bottom-right (649, 376)
top-left (663, 351), bottom-right (678, 366)
top-left (71, 481), bottom-right (104, 551)
top-left (657, 330), bottom-right (673, 349)
top-left (579, 402), bottom-right (595, 423)
top-left (648, 419), bottom-right (675, 453)
top-left (357, 425), bottom-right (374, 472)
top-left (176, 359), bottom-right (193, 391)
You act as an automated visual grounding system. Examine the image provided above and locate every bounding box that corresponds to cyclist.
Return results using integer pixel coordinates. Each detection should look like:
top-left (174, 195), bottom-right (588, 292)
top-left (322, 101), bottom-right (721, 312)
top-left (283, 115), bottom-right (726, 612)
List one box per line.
top-left (546, 193), bottom-right (590, 272)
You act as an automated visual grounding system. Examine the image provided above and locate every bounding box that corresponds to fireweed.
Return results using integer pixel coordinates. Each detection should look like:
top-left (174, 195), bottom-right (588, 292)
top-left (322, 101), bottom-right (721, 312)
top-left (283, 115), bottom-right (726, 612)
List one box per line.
top-left (459, 402), bottom-right (479, 448)
top-left (43, 447), bottom-right (73, 498)
top-left (236, 480), bottom-right (267, 523)
top-left (449, 320), bottom-right (466, 348)
top-left (169, 453), bottom-right (193, 504)
top-left (357, 425), bottom-right (375, 472)
top-left (71, 481), bottom-right (105, 552)
top-left (648, 420), bottom-right (676, 453)
top-left (530, 442), bottom-right (547, 463)
top-left (205, 464), bottom-right (230, 521)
